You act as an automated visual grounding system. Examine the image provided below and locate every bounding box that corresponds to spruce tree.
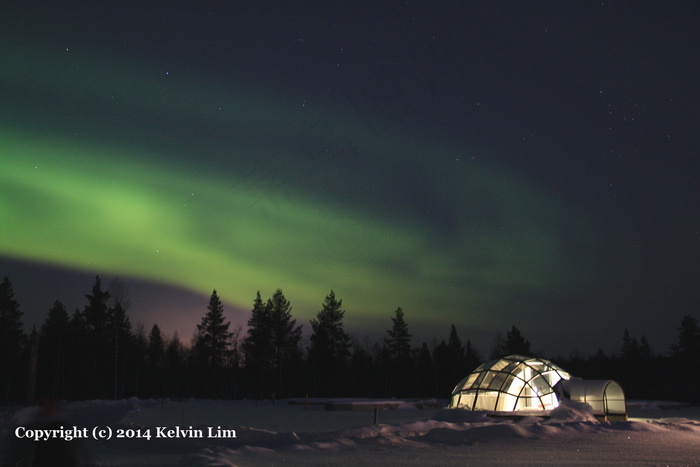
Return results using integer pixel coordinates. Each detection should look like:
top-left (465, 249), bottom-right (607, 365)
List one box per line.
top-left (446, 324), bottom-right (468, 392)
top-left (308, 290), bottom-right (351, 395)
top-left (77, 276), bottom-right (111, 396)
top-left (107, 301), bottom-right (132, 399)
top-left (147, 324), bottom-right (165, 366)
top-left (671, 315), bottom-right (700, 362)
top-left (40, 300), bottom-right (70, 399)
top-left (447, 324), bottom-right (467, 368)
top-left (621, 328), bottom-right (639, 360)
top-left (383, 307), bottom-right (413, 396)
top-left (146, 324), bottom-right (165, 397)
top-left (195, 290), bottom-right (232, 368)
top-left (267, 289), bottom-right (302, 398)
top-left (0, 277), bottom-right (24, 350)
top-left (309, 290), bottom-right (351, 365)
top-left (464, 338), bottom-right (481, 370)
top-left (415, 342), bottom-right (434, 397)
top-left (0, 277), bottom-right (25, 403)
top-left (671, 315), bottom-right (700, 403)
top-left (165, 332), bottom-right (186, 398)
top-left (384, 307), bottom-right (412, 361)
top-left (244, 291), bottom-right (273, 373)
top-left (84, 275), bottom-right (111, 336)
top-left (41, 301), bottom-right (70, 337)
top-left (502, 325), bottom-right (531, 356)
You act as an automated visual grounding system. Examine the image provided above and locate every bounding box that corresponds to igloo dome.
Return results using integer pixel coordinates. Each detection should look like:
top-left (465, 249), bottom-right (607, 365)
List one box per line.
top-left (449, 354), bottom-right (570, 412)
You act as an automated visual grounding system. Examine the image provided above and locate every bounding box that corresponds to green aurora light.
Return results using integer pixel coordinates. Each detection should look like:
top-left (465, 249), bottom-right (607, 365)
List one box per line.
top-left (0, 42), bottom-right (593, 332)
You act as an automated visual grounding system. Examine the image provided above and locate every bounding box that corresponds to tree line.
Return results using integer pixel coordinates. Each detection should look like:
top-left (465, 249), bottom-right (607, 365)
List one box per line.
top-left (1, 275), bottom-right (698, 405)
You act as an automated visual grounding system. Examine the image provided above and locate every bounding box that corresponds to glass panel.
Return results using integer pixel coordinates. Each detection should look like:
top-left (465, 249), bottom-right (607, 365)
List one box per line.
top-left (488, 371), bottom-right (509, 390)
top-left (501, 361), bottom-right (521, 374)
top-left (539, 369), bottom-right (564, 386)
top-left (489, 359), bottom-right (511, 371)
top-left (524, 361), bottom-right (545, 378)
top-left (451, 375), bottom-right (469, 395)
top-left (463, 372), bottom-right (479, 389)
top-left (448, 394), bottom-right (458, 408)
top-left (480, 371), bottom-right (498, 389)
top-left (472, 370), bottom-right (487, 388)
top-left (529, 375), bottom-right (552, 394)
top-left (463, 392), bottom-right (478, 410)
top-left (513, 395), bottom-right (540, 411)
top-left (473, 390), bottom-right (498, 411)
top-left (453, 391), bottom-right (478, 410)
top-left (495, 392), bottom-right (517, 411)
top-left (540, 392), bottom-right (560, 410)
top-left (504, 373), bottom-right (525, 396)
top-left (517, 382), bottom-right (537, 401)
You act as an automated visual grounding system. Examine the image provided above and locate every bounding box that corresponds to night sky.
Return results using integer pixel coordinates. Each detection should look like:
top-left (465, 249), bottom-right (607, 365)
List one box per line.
top-left (1, 1), bottom-right (698, 356)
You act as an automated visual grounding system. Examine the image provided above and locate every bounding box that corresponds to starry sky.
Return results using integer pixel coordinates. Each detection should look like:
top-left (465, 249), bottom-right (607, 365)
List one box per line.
top-left (1, 1), bottom-right (698, 356)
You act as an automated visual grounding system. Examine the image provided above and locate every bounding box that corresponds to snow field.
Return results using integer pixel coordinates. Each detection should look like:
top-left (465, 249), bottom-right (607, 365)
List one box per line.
top-left (1, 398), bottom-right (699, 466)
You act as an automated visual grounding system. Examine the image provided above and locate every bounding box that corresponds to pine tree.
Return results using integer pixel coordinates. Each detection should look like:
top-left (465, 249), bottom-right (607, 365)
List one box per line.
top-left (308, 290), bottom-right (351, 395)
top-left (503, 326), bottom-right (531, 356)
top-left (0, 277), bottom-right (25, 403)
top-left (165, 332), bottom-right (186, 398)
top-left (27, 326), bottom-right (39, 404)
top-left (349, 341), bottom-right (375, 397)
top-left (195, 290), bottom-right (232, 368)
top-left (146, 324), bottom-right (165, 397)
top-left (384, 307), bottom-right (412, 361)
top-left (670, 315), bottom-right (700, 403)
top-left (671, 315), bottom-right (700, 362)
top-left (41, 301), bottom-right (70, 337)
top-left (415, 342), bottom-right (434, 397)
top-left (230, 324), bottom-right (243, 371)
top-left (192, 290), bottom-right (231, 398)
top-left (433, 325), bottom-right (474, 398)
top-left (84, 275), bottom-right (111, 336)
top-left (39, 300), bottom-right (70, 399)
top-left (107, 300), bottom-right (132, 399)
top-left (147, 324), bottom-right (165, 366)
top-left (621, 328), bottom-right (639, 360)
top-left (383, 307), bottom-right (413, 397)
top-left (243, 291), bottom-right (273, 374)
top-left (490, 332), bottom-right (505, 359)
top-left (76, 276), bottom-right (112, 397)
top-left (447, 324), bottom-right (467, 388)
top-left (447, 324), bottom-right (467, 368)
top-left (309, 290), bottom-right (351, 365)
top-left (128, 325), bottom-right (148, 398)
top-left (267, 289), bottom-right (302, 398)
top-left (464, 338), bottom-right (481, 370)
top-left (0, 277), bottom-right (24, 351)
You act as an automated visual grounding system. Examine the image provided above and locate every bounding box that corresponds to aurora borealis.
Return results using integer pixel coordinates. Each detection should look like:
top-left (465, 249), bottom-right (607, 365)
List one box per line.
top-left (2, 2), bottom-right (699, 354)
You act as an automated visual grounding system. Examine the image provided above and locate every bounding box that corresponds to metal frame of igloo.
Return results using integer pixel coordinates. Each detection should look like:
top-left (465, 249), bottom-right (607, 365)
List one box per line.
top-left (448, 354), bottom-right (570, 412)
top-left (449, 354), bottom-right (627, 420)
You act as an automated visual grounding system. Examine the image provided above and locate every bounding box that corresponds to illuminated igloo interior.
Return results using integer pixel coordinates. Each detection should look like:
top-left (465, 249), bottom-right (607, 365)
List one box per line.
top-left (448, 354), bottom-right (571, 412)
top-left (449, 354), bottom-right (627, 420)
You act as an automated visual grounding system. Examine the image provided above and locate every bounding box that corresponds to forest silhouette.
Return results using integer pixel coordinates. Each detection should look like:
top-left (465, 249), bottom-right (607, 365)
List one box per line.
top-left (1, 275), bottom-right (698, 406)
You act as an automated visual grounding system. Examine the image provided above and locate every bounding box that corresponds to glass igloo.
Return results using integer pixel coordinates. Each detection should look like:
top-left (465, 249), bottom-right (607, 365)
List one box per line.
top-left (449, 354), bottom-right (570, 412)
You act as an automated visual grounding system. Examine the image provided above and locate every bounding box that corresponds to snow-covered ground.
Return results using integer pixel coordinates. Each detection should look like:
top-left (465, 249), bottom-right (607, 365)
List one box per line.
top-left (2, 398), bottom-right (699, 466)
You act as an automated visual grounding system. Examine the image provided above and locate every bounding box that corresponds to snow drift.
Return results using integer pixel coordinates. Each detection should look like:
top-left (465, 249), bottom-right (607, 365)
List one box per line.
top-left (1, 398), bottom-right (699, 466)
